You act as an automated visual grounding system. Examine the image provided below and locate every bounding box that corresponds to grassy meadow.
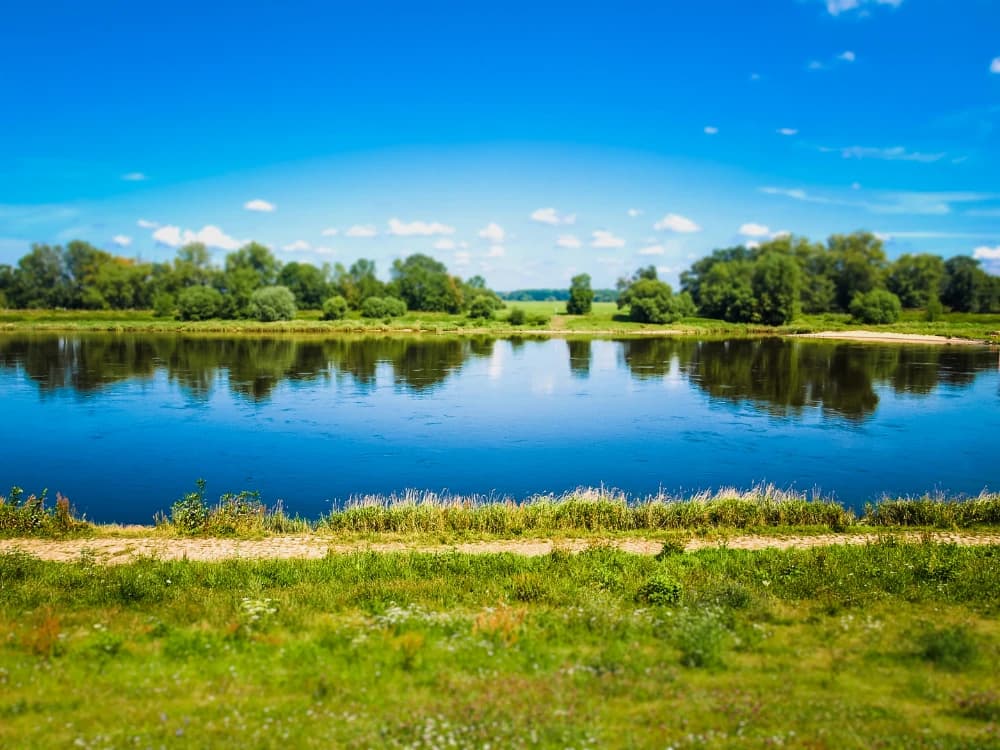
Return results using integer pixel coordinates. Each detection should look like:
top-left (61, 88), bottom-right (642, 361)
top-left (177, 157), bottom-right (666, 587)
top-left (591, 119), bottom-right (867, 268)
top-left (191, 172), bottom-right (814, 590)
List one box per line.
top-left (2, 304), bottom-right (999, 341)
top-left (2, 541), bottom-right (999, 749)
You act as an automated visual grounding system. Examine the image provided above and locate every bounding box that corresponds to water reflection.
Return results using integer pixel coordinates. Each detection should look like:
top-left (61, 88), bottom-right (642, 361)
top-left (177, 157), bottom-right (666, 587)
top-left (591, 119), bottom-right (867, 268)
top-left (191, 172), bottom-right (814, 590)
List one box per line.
top-left (0, 334), bottom-right (994, 420)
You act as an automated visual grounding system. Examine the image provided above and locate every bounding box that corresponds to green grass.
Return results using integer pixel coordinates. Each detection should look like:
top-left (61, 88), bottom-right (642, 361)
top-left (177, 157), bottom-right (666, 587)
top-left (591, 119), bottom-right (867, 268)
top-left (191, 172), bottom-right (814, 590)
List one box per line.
top-left (4, 484), bottom-right (1000, 539)
top-left (1, 541), bottom-right (998, 748)
top-left (3, 305), bottom-right (998, 341)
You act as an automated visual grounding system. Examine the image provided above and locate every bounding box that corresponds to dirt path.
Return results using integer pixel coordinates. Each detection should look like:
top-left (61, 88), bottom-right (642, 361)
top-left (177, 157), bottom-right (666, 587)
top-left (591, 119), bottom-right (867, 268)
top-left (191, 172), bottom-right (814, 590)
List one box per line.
top-left (1, 532), bottom-right (998, 564)
top-left (792, 330), bottom-right (987, 345)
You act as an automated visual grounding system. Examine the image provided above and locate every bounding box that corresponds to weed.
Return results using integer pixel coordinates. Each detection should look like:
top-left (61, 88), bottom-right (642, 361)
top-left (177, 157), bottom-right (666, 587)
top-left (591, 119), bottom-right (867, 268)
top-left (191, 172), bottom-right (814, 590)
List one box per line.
top-left (917, 624), bottom-right (979, 670)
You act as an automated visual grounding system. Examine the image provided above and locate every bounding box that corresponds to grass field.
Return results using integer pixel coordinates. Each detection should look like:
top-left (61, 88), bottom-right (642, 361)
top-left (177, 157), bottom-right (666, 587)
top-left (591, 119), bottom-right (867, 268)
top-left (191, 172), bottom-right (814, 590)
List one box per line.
top-left (1, 540), bottom-right (998, 749)
top-left (2, 304), bottom-right (999, 341)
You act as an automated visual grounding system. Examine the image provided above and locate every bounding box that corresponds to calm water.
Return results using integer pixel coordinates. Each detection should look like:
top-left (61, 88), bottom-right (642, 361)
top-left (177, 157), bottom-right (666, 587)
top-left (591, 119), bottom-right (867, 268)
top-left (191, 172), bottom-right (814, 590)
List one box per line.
top-left (0, 334), bottom-right (997, 523)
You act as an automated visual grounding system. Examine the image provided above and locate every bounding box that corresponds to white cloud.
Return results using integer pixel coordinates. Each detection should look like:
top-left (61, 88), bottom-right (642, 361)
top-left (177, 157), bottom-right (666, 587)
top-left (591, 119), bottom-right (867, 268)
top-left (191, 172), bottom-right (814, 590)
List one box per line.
top-left (830, 145), bottom-right (946, 163)
top-left (739, 223), bottom-right (772, 238)
top-left (530, 207), bottom-right (576, 225)
top-left (746, 241), bottom-right (761, 250)
top-left (321, 227), bottom-right (339, 237)
top-left (136, 218), bottom-right (159, 229)
top-left (591, 230), bottom-right (625, 248)
top-left (112, 235), bottom-right (132, 247)
top-left (750, 72), bottom-right (761, 81)
top-left (824, 0), bottom-right (903, 16)
top-left (761, 185), bottom-right (998, 215)
top-left (973, 245), bottom-right (1000, 260)
top-left (992, 58), bottom-right (1000, 74)
top-left (434, 238), bottom-right (456, 250)
top-left (478, 222), bottom-right (505, 243)
top-left (838, 50), bottom-right (857, 63)
top-left (388, 218), bottom-right (455, 236)
top-left (487, 245), bottom-right (505, 258)
top-left (282, 240), bottom-right (311, 252)
top-left (773, 230), bottom-right (792, 239)
top-left (556, 234), bottom-right (582, 249)
top-left (314, 246), bottom-right (336, 256)
top-left (121, 172), bottom-right (147, 181)
top-left (345, 224), bottom-right (377, 238)
top-left (777, 128), bottom-right (798, 136)
top-left (244, 199), bottom-right (276, 213)
top-left (152, 224), bottom-right (242, 250)
top-left (638, 244), bottom-right (665, 256)
top-left (704, 126), bottom-right (719, 135)
top-left (454, 251), bottom-right (471, 266)
top-left (627, 208), bottom-right (642, 217)
top-left (653, 213), bottom-right (701, 233)
top-left (807, 60), bottom-right (825, 71)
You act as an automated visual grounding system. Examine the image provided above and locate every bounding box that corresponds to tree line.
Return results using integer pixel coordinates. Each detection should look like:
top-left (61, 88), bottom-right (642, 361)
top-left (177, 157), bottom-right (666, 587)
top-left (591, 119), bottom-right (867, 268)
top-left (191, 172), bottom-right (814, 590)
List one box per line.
top-left (567, 231), bottom-right (1000, 325)
top-left (0, 241), bottom-right (503, 321)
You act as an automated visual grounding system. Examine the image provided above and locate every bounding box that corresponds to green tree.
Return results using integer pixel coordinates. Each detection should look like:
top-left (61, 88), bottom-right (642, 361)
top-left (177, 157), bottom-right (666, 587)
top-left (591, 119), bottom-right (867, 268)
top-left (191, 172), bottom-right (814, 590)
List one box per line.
top-left (698, 260), bottom-right (755, 322)
top-left (828, 232), bottom-right (888, 311)
top-left (361, 296), bottom-right (407, 318)
top-left (176, 286), bottom-right (223, 321)
top-left (390, 254), bottom-right (464, 312)
top-left (849, 289), bottom-right (902, 324)
top-left (679, 247), bottom-right (753, 308)
top-left (278, 262), bottom-right (329, 308)
top-left (10, 244), bottom-right (71, 308)
top-left (225, 242), bottom-right (280, 287)
top-left (322, 295), bottom-right (349, 320)
top-left (621, 277), bottom-right (695, 324)
top-left (752, 252), bottom-right (802, 325)
top-left (467, 295), bottom-right (497, 319)
top-left (887, 254), bottom-right (945, 309)
top-left (941, 256), bottom-right (994, 313)
top-left (566, 273), bottom-right (594, 315)
top-left (247, 285), bottom-right (297, 321)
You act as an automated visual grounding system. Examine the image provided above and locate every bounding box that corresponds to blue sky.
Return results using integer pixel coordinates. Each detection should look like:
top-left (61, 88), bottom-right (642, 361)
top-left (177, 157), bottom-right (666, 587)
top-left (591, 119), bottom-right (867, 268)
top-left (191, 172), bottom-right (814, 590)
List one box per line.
top-left (1, 0), bottom-right (999, 289)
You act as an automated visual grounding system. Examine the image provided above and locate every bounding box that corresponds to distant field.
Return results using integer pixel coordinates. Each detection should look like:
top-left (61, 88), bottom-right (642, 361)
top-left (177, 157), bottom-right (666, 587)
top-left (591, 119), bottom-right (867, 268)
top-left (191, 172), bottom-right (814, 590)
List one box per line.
top-left (2, 305), bottom-right (999, 341)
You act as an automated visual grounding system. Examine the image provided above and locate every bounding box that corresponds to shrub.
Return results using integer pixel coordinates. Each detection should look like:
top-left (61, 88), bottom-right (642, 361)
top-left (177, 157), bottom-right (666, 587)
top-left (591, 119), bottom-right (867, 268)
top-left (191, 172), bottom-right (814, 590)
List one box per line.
top-left (850, 289), bottom-right (902, 324)
top-left (152, 292), bottom-right (175, 318)
top-left (176, 286), bottom-right (223, 321)
top-left (248, 285), bottom-right (297, 322)
top-left (322, 295), bottom-right (349, 321)
top-left (917, 625), bottom-right (978, 670)
top-left (636, 575), bottom-right (683, 606)
top-left (924, 294), bottom-right (944, 322)
top-left (507, 307), bottom-right (526, 325)
top-left (528, 311), bottom-right (551, 326)
top-left (170, 479), bottom-right (209, 534)
top-left (0, 487), bottom-right (86, 536)
top-left (361, 296), bottom-right (407, 319)
top-left (467, 295), bottom-right (497, 320)
top-left (675, 609), bottom-right (726, 669)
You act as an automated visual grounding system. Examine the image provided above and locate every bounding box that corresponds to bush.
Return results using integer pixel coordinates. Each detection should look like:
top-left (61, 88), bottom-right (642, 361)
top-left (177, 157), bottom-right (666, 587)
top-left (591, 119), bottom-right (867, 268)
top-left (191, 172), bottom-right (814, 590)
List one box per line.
top-left (507, 307), bottom-right (526, 325)
top-left (322, 295), bottom-right (349, 321)
top-left (528, 312), bottom-right (552, 326)
top-left (924, 294), bottom-right (944, 322)
top-left (636, 575), bottom-right (683, 606)
top-left (467, 295), bottom-right (496, 320)
top-left (176, 286), bottom-right (223, 321)
top-left (361, 296), bottom-right (407, 319)
top-left (248, 285), bottom-right (297, 322)
top-left (626, 279), bottom-right (696, 324)
top-left (918, 625), bottom-right (978, 670)
top-left (152, 292), bottom-right (176, 318)
top-left (850, 289), bottom-right (902, 324)
top-left (675, 609), bottom-right (726, 669)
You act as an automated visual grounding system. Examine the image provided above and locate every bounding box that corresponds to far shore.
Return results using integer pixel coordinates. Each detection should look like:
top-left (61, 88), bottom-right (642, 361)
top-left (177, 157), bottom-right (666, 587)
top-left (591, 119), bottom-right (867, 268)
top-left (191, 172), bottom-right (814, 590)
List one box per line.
top-left (791, 330), bottom-right (989, 346)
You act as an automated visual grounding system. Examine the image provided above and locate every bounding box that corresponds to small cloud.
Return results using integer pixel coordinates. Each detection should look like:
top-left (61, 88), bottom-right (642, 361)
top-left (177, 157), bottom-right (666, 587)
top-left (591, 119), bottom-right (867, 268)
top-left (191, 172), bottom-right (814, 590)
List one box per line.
top-left (807, 60), bottom-right (825, 71)
top-left (638, 244), bottom-right (665, 256)
top-left (478, 222), bottom-right (506, 243)
top-left (838, 50), bottom-right (857, 63)
top-left (530, 207), bottom-right (576, 225)
top-left (556, 234), bottom-right (582, 249)
top-left (345, 224), bottom-right (377, 238)
top-left (434, 238), bottom-right (456, 250)
top-left (152, 224), bottom-right (242, 250)
top-left (282, 240), bottom-right (311, 252)
top-left (824, 0), bottom-right (904, 17)
top-left (591, 230), bottom-right (625, 248)
top-left (454, 251), bottom-right (471, 266)
top-left (656, 265), bottom-right (674, 275)
top-left (835, 145), bottom-right (946, 163)
top-left (777, 128), bottom-right (798, 136)
top-left (314, 246), bottom-right (336, 256)
top-left (112, 235), bottom-right (132, 247)
top-left (750, 72), bottom-right (761, 81)
top-left (992, 58), bottom-right (1000, 74)
top-left (121, 172), bottom-right (148, 182)
top-left (704, 126), bottom-right (719, 135)
top-left (137, 218), bottom-right (159, 229)
top-left (627, 208), bottom-right (643, 217)
top-left (244, 199), bottom-right (276, 213)
top-left (388, 218), bottom-right (455, 236)
top-left (487, 245), bottom-right (505, 258)
top-left (653, 213), bottom-right (701, 233)
top-left (972, 245), bottom-right (1000, 260)
top-left (739, 223), bottom-right (771, 238)
top-left (321, 227), bottom-right (339, 237)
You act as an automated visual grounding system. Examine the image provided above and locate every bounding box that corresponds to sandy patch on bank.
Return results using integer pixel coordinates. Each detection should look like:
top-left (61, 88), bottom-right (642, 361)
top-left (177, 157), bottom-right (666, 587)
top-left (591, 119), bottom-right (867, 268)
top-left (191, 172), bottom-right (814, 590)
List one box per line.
top-left (1, 532), bottom-right (998, 564)
top-left (792, 330), bottom-right (986, 345)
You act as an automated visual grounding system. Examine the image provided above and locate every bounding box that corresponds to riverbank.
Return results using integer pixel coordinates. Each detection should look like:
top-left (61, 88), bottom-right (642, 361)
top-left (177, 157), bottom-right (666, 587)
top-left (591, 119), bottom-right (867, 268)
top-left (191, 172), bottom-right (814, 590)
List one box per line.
top-left (2, 304), bottom-right (999, 342)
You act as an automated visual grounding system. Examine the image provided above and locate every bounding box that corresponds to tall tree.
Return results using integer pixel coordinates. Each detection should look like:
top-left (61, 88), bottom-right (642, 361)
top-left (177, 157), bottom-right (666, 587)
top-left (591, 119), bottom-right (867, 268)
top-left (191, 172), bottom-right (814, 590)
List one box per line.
top-left (566, 273), bottom-right (594, 315)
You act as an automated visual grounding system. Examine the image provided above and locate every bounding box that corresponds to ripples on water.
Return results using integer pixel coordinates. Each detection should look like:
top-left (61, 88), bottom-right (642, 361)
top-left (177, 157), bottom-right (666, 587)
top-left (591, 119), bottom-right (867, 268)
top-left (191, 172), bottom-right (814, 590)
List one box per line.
top-left (0, 334), bottom-right (997, 522)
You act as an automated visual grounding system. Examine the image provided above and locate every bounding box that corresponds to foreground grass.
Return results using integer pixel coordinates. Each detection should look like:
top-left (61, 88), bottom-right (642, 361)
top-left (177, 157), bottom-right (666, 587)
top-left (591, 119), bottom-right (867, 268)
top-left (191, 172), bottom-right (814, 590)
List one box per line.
top-left (3, 305), bottom-right (998, 341)
top-left (4, 485), bottom-right (1000, 540)
top-left (1, 541), bottom-right (998, 748)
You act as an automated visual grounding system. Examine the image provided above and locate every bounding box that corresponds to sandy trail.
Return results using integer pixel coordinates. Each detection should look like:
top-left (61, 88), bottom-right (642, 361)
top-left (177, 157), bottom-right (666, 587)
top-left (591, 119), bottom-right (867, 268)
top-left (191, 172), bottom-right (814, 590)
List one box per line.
top-left (792, 330), bottom-right (988, 345)
top-left (1, 532), bottom-right (997, 564)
